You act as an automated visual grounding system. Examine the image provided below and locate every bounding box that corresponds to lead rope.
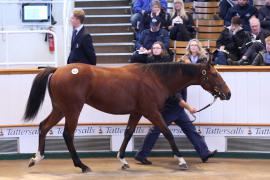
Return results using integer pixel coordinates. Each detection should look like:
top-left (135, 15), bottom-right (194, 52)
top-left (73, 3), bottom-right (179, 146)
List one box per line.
top-left (190, 96), bottom-right (218, 122)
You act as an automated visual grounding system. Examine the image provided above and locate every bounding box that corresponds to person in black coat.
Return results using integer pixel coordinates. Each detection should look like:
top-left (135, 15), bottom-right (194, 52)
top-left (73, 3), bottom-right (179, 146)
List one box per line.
top-left (146, 41), bottom-right (172, 63)
top-left (224, 0), bottom-right (258, 31)
top-left (67, 9), bottom-right (96, 65)
top-left (169, 0), bottom-right (195, 41)
top-left (219, 0), bottom-right (253, 20)
top-left (215, 16), bottom-right (251, 64)
top-left (139, 0), bottom-right (171, 32)
top-left (258, 0), bottom-right (270, 31)
top-left (230, 17), bottom-right (270, 65)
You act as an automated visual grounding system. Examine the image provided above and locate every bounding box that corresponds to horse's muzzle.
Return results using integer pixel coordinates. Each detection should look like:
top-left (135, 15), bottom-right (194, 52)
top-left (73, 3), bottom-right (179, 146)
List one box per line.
top-left (225, 91), bottom-right (231, 100)
top-left (214, 91), bottom-right (231, 100)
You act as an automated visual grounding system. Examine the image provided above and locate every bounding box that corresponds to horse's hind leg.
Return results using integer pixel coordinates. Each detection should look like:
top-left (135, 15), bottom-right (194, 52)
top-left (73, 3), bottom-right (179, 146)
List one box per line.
top-left (29, 107), bottom-right (63, 167)
top-left (63, 109), bottom-right (90, 173)
top-left (117, 113), bottom-right (141, 169)
top-left (146, 111), bottom-right (188, 170)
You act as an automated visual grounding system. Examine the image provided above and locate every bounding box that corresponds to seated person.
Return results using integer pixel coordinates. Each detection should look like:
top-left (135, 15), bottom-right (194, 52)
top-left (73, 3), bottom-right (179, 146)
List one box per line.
top-left (146, 41), bottom-right (172, 63)
top-left (225, 0), bottom-right (257, 31)
top-left (214, 16), bottom-right (251, 65)
top-left (130, 17), bottom-right (169, 63)
top-left (251, 36), bottom-right (270, 65)
top-left (258, 0), bottom-right (270, 31)
top-left (169, 0), bottom-right (195, 41)
top-left (139, 0), bottom-right (171, 32)
top-left (219, 0), bottom-right (253, 20)
top-left (131, 0), bottom-right (168, 30)
top-left (180, 39), bottom-right (207, 64)
top-left (230, 17), bottom-right (270, 65)
top-left (219, 0), bottom-right (236, 20)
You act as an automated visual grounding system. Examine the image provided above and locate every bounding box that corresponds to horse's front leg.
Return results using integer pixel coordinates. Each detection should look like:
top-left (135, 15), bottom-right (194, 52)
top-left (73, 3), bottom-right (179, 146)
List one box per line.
top-left (117, 113), bottom-right (141, 170)
top-left (146, 111), bottom-right (188, 170)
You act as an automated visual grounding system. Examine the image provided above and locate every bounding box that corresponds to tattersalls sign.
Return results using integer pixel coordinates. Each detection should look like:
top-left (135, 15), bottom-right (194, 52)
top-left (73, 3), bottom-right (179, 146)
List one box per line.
top-left (1, 125), bottom-right (270, 137)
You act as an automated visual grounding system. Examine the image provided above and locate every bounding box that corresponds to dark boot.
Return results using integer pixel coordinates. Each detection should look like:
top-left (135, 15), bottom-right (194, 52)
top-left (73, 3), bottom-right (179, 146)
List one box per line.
top-left (251, 54), bottom-right (262, 65)
top-left (228, 58), bottom-right (248, 65)
top-left (202, 150), bottom-right (218, 163)
top-left (134, 155), bottom-right (152, 165)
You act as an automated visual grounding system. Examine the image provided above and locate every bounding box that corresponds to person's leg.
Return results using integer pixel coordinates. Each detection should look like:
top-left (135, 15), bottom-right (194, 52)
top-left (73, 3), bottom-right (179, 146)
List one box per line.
top-left (135, 126), bottom-right (162, 160)
top-left (239, 42), bottom-right (265, 64)
top-left (214, 51), bottom-right (228, 65)
top-left (135, 113), bottom-right (174, 163)
top-left (174, 111), bottom-right (214, 161)
top-left (130, 13), bottom-right (142, 29)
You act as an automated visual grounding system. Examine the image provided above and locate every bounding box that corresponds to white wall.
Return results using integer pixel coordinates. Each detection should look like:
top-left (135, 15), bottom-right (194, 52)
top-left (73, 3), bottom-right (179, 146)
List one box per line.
top-left (0, 71), bottom-right (269, 125)
top-left (0, 1), bottom-right (68, 67)
top-left (0, 70), bottom-right (270, 153)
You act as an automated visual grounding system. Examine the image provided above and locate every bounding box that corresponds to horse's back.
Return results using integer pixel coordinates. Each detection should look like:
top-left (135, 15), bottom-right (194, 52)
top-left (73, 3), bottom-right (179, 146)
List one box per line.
top-left (49, 63), bottom-right (150, 114)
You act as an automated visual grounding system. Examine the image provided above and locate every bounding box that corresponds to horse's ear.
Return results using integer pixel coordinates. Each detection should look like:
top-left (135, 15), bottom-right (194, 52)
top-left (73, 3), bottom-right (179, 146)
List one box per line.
top-left (206, 48), bottom-right (214, 68)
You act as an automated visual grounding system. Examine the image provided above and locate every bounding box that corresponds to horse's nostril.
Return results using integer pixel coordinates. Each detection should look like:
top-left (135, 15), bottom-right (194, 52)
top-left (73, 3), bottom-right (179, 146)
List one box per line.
top-left (226, 92), bottom-right (231, 100)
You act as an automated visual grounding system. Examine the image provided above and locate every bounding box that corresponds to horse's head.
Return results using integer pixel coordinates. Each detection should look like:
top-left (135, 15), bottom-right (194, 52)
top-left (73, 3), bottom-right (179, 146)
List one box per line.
top-left (199, 61), bottom-right (231, 100)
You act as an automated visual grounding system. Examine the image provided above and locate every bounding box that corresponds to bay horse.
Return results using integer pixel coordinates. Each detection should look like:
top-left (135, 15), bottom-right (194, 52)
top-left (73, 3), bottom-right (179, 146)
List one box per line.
top-left (24, 61), bottom-right (231, 173)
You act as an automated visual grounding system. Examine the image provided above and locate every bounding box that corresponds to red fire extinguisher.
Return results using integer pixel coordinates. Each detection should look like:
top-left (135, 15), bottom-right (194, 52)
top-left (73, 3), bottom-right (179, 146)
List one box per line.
top-left (47, 27), bottom-right (55, 52)
top-left (48, 33), bottom-right (55, 52)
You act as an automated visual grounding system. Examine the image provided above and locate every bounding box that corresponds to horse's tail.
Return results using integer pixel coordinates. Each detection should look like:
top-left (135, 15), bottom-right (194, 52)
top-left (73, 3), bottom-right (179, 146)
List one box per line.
top-left (24, 67), bottom-right (57, 121)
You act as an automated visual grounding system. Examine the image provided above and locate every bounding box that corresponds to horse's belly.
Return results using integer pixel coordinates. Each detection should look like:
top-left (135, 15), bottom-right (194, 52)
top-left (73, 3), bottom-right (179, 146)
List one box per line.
top-left (86, 96), bottom-right (136, 115)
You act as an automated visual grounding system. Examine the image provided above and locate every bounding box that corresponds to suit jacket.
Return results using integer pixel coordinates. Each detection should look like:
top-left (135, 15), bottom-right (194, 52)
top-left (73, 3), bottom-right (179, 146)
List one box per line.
top-left (67, 26), bottom-right (96, 65)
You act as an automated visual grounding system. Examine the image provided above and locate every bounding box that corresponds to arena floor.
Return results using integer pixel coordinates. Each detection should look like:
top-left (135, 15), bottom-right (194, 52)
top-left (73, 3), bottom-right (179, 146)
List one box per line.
top-left (0, 157), bottom-right (270, 180)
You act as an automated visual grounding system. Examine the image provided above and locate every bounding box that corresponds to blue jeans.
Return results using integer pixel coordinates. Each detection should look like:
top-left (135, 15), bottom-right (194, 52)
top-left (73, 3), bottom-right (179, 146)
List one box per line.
top-left (130, 13), bottom-right (142, 29)
top-left (214, 51), bottom-right (228, 65)
top-left (136, 108), bottom-right (209, 159)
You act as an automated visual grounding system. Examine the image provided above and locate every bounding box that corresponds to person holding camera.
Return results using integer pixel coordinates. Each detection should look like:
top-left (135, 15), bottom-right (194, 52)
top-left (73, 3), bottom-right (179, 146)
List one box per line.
top-left (169, 0), bottom-right (195, 41)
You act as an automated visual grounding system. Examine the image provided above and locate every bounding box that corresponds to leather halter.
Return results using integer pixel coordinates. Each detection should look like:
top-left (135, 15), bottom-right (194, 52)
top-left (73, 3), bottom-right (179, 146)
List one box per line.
top-left (189, 68), bottom-right (218, 122)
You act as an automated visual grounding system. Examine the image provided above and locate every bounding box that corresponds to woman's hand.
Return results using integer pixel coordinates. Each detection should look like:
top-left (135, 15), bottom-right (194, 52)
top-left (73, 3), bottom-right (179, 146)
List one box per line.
top-left (187, 106), bottom-right (197, 114)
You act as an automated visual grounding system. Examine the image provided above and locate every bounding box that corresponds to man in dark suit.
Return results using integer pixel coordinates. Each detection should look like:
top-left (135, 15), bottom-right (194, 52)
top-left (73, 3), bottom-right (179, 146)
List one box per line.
top-left (68, 9), bottom-right (96, 65)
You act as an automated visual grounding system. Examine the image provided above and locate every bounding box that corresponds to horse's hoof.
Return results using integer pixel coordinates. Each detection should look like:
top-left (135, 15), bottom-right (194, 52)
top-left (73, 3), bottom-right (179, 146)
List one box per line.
top-left (28, 158), bottom-right (35, 168)
top-left (82, 166), bottom-right (91, 173)
top-left (179, 163), bottom-right (188, 170)
top-left (121, 164), bottom-right (130, 170)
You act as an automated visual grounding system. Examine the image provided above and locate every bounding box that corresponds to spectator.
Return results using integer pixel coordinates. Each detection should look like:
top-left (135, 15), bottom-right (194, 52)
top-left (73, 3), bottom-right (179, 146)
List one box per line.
top-left (258, 0), bottom-right (270, 31)
top-left (146, 41), bottom-right (172, 63)
top-left (214, 16), bottom-right (251, 65)
top-left (139, 0), bottom-right (171, 32)
top-left (131, 0), bottom-right (168, 30)
top-left (225, 0), bottom-right (257, 31)
top-left (219, 0), bottom-right (253, 20)
top-left (67, 9), bottom-right (96, 65)
top-left (180, 39), bottom-right (207, 63)
top-left (169, 0), bottom-right (195, 41)
top-left (251, 36), bottom-right (270, 65)
top-left (129, 17), bottom-right (170, 63)
top-left (230, 17), bottom-right (270, 65)
top-left (219, 0), bottom-right (236, 20)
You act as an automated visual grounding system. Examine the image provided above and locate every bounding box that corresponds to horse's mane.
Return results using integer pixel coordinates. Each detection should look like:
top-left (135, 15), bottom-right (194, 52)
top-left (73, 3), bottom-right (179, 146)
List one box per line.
top-left (142, 62), bottom-right (201, 77)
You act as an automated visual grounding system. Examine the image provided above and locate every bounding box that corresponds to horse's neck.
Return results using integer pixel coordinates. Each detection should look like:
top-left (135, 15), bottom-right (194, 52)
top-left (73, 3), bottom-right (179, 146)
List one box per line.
top-left (166, 68), bottom-right (200, 94)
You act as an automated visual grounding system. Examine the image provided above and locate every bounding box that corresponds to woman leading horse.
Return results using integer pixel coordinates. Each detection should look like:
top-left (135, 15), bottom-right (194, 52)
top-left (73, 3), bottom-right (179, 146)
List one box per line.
top-left (24, 61), bottom-right (231, 173)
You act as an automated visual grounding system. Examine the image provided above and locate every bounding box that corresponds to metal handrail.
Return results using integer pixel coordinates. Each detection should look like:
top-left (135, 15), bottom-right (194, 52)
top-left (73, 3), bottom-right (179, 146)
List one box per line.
top-left (0, 30), bottom-right (58, 67)
top-left (0, 1), bottom-right (64, 4)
